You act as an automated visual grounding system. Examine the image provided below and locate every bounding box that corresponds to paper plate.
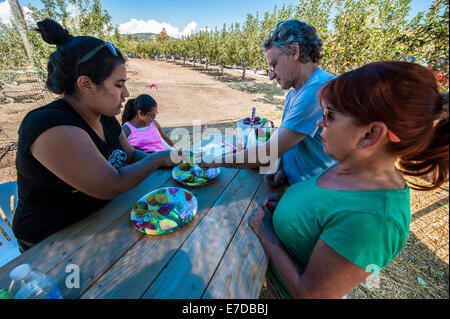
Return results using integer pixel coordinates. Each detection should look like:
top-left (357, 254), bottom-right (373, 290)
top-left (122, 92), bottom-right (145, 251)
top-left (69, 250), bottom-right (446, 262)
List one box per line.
top-left (172, 162), bottom-right (220, 187)
top-left (191, 138), bottom-right (237, 158)
top-left (130, 187), bottom-right (198, 235)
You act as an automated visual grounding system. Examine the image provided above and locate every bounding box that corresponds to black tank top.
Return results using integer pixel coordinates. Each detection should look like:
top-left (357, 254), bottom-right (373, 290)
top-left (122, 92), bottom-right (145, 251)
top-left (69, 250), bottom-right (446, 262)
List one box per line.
top-left (13, 99), bottom-right (127, 244)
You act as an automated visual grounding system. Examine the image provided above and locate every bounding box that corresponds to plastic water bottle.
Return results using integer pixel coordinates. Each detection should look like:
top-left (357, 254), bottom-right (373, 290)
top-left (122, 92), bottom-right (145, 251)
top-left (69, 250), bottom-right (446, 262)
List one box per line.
top-left (8, 264), bottom-right (63, 299)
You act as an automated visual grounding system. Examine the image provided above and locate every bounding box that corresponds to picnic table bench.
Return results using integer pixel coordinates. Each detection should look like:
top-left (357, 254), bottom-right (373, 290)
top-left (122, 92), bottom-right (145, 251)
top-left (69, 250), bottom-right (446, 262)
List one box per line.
top-left (0, 167), bottom-right (281, 299)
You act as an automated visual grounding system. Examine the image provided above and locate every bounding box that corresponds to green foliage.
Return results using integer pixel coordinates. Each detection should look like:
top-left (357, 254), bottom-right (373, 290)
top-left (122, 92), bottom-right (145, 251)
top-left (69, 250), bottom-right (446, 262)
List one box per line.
top-left (205, 27), bottom-right (221, 67)
top-left (0, 22), bottom-right (26, 70)
top-left (156, 28), bottom-right (171, 43)
top-left (402, 0), bottom-right (449, 90)
top-left (1, 0), bottom-right (130, 74)
top-left (326, 0), bottom-right (414, 73)
top-left (1, 0), bottom-right (448, 91)
top-left (150, 0), bottom-right (447, 90)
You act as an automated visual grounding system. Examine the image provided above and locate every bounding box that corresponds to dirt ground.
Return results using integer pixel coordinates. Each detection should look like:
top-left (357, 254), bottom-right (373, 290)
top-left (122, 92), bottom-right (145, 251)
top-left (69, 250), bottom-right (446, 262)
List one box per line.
top-left (0, 58), bottom-right (448, 299)
top-left (1, 58), bottom-right (286, 182)
top-left (126, 58), bottom-right (286, 127)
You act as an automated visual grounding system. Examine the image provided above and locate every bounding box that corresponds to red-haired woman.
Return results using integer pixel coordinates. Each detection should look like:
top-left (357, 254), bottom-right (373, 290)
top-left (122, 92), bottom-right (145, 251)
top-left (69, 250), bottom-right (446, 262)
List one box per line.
top-left (249, 61), bottom-right (449, 298)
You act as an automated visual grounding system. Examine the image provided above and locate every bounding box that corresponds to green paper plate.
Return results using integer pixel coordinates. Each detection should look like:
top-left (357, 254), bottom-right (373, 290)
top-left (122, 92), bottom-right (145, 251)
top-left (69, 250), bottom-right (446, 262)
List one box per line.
top-left (172, 162), bottom-right (220, 187)
top-left (130, 187), bottom-right (198, 235)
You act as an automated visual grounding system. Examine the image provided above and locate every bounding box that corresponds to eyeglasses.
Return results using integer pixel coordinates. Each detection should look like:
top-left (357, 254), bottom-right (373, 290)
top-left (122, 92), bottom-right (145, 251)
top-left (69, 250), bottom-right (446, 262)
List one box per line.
top-left (322, 107), bottom-right (401, 143)
top-left (76, 41), bottom-right (119, 73)
top-left (322, 107), bottom-right (344, 127)
top-left (79, 41), bottom-right (119, 64)
top-left (268, 53), bottom-right (282, 79)
top-left (146, 112), bottom-right (158, 119)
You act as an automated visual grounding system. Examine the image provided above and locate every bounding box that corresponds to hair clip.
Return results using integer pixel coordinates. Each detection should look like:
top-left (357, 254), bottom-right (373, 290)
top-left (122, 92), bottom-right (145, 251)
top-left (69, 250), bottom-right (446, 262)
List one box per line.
top-left (387, 130), bottom-right (401, 143)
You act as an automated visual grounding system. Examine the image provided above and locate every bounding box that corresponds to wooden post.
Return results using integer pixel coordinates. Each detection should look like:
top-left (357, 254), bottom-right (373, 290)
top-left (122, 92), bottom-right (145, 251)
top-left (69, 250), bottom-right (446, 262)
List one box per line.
top-left (7, 0), bottom-right (45, 87)
top-left (7, 0), bottom-right (34, 63)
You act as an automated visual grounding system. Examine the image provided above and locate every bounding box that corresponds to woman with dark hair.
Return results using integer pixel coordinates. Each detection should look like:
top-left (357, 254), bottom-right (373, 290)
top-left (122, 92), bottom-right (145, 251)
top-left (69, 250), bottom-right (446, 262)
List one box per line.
top-left (121, 94), bottom-right (174, 153)
top-left (13, 19), bottom-right (175, 252)
top-left (248, 61), bottom-right (449, 298)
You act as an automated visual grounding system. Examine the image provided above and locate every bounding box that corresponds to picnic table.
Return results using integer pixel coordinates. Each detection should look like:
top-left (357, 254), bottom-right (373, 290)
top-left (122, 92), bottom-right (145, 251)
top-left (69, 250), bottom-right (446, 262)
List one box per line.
top-left (0, 167), bottom-right (282, 299)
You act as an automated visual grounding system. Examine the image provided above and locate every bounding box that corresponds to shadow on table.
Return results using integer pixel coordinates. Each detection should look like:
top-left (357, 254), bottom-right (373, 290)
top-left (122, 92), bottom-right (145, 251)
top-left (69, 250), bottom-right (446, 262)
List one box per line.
top-left (138, 249), bottom-right (205, 299)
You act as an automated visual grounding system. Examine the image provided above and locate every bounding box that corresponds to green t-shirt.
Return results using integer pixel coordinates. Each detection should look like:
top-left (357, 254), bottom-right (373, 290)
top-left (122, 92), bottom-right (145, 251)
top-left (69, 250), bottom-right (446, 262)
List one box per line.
top-left (269, 167), bottom-right (411, 298)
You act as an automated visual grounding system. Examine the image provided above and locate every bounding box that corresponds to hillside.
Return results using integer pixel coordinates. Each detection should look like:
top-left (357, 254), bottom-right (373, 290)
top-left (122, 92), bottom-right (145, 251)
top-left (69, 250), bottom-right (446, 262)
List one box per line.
top-left (128, 32), bottom-right (158, 41)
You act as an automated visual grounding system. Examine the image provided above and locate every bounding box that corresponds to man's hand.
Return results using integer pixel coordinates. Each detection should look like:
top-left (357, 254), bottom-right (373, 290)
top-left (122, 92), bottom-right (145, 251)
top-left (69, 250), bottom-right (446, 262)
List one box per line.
top-left (197, 161), bottom-right (221, 169)
top-left (264, 170), bottom-right (286, 188)
top-left (197, 153), bottom-right (228, 169)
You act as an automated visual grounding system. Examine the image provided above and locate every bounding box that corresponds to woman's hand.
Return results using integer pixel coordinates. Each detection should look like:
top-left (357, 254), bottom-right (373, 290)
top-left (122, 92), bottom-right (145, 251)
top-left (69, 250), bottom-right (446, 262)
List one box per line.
top-left (263, 193), bottom-right (283, 215)
top-left (264, 170), bottom-right (286, 188)
top-left (248, 205), bottom-right (278, 244)
top-left (156, 150), bottom-right (176, 167)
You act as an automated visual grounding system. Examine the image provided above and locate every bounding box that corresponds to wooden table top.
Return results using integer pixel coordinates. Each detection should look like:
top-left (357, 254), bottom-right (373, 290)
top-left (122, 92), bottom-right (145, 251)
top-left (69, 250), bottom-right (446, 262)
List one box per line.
top-left (0, 167), bottom-right (281, 299)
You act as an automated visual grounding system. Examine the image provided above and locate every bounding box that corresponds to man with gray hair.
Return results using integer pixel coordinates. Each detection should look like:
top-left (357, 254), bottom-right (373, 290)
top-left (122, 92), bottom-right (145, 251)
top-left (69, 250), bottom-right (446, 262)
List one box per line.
top-left (262, 19), bottom-right (336, 186)
top-left (200, 20), bottom-right (335, 186)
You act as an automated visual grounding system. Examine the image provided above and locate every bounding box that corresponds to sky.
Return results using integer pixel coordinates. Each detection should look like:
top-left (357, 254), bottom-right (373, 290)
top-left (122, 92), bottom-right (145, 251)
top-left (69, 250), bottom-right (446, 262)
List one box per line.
top-left (0, 0), bottom-right (436, 38)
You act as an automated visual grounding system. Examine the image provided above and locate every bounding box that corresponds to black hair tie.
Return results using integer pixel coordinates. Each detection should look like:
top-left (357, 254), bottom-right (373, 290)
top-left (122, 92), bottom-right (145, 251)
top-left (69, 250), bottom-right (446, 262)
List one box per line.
top-left (35, 18), bottom-right (73, 47)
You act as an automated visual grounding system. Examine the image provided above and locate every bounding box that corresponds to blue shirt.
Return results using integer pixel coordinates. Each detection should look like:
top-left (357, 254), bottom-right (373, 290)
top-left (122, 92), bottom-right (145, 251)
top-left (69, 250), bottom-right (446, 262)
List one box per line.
top-left (281, 68), bottom-right (337, 185)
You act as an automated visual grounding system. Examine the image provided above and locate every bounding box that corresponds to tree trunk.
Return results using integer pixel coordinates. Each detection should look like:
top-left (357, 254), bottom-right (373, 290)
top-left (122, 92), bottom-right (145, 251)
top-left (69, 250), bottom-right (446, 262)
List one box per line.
top-left (8, 0), bottom-right (44, 87)
top-left (241, 68), bottom-right (246, 81)
top-left (206, 61), bottom-right (209, 70)
top-left (8, 0), bottom-right (33, 63)
top-left (221, 66), bottom-right (224, 75)
top-left (331, 53), bottom-right (337, 72)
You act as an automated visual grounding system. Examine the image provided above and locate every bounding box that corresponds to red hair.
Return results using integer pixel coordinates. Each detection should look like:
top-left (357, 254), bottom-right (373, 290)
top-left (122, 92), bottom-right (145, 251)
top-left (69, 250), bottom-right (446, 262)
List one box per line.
top-left (320, 61), bottom-right (449, 191)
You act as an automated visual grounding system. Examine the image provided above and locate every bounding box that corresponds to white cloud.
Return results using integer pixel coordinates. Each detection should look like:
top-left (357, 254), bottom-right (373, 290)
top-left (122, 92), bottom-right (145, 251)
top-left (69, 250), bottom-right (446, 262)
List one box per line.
top-left (181, 22), bottom-right (198, 36)
top-left (1, 1), bottom-right (198, 38)
top-left (0, 1), bottom-right (32, 25)
top-left (119, 18), bottom-right (197, 38)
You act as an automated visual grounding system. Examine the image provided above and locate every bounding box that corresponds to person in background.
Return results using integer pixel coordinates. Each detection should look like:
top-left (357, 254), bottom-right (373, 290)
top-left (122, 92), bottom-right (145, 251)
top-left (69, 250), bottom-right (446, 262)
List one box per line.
top-left (13, 19), bottom-right (175, 252)
top-left (249, 61), bottom-right (449, 298)
top-left (200, 19), bottom-right (336, 187)
top-left (121, 94), bottom-right (174, 153)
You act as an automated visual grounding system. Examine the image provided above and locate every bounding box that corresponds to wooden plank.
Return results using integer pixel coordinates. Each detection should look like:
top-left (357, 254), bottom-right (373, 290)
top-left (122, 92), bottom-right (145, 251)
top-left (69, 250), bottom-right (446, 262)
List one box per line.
top-left (47, 211), bottom-right (143, 299)
top-left (202, 182), bottom-right (286, 299)
top-left (80, 167), bottom-right (240, 299)
top-left (45, 168), bottom-right (184, 299)
top-left (0, 168), bottom-right (172, 289)
top-left (141, 168), bottom-right (263, 299)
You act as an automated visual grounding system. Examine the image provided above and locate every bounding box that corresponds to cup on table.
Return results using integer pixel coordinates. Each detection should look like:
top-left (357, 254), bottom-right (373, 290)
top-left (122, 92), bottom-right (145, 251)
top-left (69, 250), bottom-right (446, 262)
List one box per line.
top-left (255, 127), bottom-right (275, 143)
top-left (237, 118), bottom-right (263, 148)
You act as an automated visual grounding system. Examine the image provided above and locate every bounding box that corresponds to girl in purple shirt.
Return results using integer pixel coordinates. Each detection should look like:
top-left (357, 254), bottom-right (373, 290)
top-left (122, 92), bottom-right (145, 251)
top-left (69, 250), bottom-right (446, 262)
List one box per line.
top-left (122, 94), bottom-right (174, 153)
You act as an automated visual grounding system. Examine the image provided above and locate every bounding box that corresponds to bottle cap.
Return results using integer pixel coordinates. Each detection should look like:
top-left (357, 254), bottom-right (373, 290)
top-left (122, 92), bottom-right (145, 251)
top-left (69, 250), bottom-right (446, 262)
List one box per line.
top-left (9, 264), bottom-right (31, 281)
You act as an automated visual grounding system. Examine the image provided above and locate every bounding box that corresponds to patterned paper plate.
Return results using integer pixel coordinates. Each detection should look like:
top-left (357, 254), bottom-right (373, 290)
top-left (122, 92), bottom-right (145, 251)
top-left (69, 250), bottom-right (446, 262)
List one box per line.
top-left (172, 162), bottom-right (220, 187)
top-left (130, 187), bottom-right (198, 236)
